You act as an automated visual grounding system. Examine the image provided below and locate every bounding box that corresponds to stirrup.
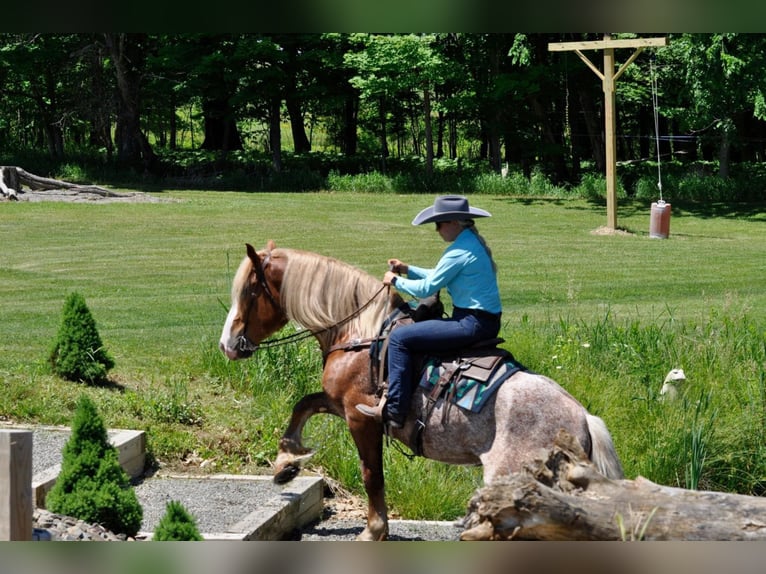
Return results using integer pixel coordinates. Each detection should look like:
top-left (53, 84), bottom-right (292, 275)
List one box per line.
top-left (355, 395), bottom-right (387, 423)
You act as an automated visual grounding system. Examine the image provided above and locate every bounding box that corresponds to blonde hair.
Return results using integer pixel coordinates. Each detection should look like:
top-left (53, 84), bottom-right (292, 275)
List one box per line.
top-left (459, 220), bottom-right (498, 274)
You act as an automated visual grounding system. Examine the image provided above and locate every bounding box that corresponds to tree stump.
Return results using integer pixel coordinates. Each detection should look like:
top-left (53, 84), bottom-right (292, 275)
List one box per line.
top-left (460, 430), bottom-right (766, 541)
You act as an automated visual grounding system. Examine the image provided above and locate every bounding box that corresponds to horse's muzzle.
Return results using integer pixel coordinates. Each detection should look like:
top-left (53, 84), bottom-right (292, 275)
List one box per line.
top-left (219, 341), bottom-right (253, 360)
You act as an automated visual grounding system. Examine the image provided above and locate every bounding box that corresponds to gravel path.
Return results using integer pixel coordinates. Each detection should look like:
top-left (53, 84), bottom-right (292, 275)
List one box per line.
top-left (20, 424), bottom-right (465, 541)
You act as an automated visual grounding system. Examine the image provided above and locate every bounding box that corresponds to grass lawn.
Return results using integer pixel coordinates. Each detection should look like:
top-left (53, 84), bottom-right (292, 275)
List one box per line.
top-left (1, 191), bottom-right (764, 519)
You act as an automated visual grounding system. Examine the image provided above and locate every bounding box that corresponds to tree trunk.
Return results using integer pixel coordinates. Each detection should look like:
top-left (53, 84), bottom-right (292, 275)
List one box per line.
top-left (718, 126), bottom-right (731, 179)
top-left (423, 87), bottom-right (434, 175)
top-left (341, 93), bottom-right (358, 157)
top-left (285, 87), bottom-right (311, 154)
top-left (0, 166), bottom-right (115, 199)
top-left (578, 86), bottom-right (605, 172)
top-left (269, 97), bottom-right (282, 172)
top-left (103, 33), bottom-right (157, 172)
top-left (460, 430), bottom-right (766, 541)
top-left (379, 96), bottom-right (389, 159)
top-left (200, 98), bottom-right (243, 151)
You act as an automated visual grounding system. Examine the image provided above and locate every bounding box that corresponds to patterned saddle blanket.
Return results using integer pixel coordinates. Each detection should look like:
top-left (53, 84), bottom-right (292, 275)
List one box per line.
top-left (418, 345), bottom-right (526, 414)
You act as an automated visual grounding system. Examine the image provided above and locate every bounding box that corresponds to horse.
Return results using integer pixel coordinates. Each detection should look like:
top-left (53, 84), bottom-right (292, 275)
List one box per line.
top-left (219, 240), bottom-right (624, 541)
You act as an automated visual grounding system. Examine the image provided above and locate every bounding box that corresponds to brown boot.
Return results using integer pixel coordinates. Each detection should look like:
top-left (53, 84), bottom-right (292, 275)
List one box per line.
top-left (355, 395), bottom-right (387, 423)
top-left (355, 395), bottom-right (403, 429)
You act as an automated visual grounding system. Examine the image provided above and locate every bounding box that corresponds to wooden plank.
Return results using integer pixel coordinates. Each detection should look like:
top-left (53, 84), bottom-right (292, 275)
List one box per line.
top-left (0, 431), bottom-right (33, 541)
top-left (549, 37), bottom-right (668, 51)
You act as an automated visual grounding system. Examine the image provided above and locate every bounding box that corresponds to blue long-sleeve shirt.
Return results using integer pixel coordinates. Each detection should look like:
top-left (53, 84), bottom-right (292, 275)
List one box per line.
top-left (393, 228), bottom-right (502, 314)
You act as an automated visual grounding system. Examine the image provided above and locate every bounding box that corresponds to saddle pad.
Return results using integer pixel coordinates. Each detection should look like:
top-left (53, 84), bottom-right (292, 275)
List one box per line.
top-left (419, 353), bottom-right (524, 413)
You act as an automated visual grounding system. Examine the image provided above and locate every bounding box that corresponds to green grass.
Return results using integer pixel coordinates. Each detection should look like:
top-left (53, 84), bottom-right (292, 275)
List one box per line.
top-left (1, 191), bottom-right (765, 519)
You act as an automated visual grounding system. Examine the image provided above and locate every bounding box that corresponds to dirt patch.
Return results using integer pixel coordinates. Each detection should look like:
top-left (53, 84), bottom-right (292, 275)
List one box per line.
top-left (590, 225), bottom-right (635, 236)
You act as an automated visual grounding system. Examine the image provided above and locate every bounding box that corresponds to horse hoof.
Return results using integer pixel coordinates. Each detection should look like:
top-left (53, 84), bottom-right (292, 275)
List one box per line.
top-left (356, 527), bottom-right (388, 541)
top-left (273, 464), bottom-right (300, 484)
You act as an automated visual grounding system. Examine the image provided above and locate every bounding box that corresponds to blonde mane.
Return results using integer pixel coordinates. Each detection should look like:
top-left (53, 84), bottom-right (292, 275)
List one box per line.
top-left (235, 247), bottom-right (401, 349)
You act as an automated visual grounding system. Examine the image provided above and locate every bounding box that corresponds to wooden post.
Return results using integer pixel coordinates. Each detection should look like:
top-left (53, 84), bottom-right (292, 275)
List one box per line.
top-left (549, 34), bottom-right (668, 230)
top-left (0, 430), bottom-right (33, 541)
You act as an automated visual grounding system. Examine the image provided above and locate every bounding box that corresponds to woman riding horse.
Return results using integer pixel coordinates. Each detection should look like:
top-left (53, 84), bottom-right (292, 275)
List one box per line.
top-left (356, 195), bottom-right (502, 429)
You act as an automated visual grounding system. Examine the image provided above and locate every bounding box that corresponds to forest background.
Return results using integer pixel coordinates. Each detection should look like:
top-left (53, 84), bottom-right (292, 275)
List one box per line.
top-left (2, 32), bottom-right (766, 202)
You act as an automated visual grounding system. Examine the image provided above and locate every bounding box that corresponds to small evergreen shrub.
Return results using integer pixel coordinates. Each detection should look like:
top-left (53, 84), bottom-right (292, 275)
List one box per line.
top-left (49, 291), bottom-right (114, 384)
top-left (46, 394), bottom-right (143, 537)
top-left (153, 500), bottom-right (204, 541)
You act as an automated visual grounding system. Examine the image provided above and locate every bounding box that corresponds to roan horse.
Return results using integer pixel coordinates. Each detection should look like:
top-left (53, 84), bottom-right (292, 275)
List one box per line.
top-left (219, 240), bottom-right (624, 541)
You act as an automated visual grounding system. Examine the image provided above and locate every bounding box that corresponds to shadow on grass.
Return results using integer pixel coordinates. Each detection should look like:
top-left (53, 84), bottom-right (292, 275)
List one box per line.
top-left (573, 197), bottom-right (766, 222)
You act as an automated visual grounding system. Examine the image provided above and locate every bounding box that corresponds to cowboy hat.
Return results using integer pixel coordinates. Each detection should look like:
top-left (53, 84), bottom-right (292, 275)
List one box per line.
top-left (411, 195), bottom-right (491, 226)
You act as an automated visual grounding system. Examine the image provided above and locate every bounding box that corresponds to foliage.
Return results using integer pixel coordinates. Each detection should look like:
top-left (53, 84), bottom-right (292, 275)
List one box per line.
top-left (153, 500), bottom-right (204, 541)
top-left (49, 292), bottom-right (115, 384)
top-left (2, 33), bottom-right (766, 202)
top-left (46, 394), bottom-right (143, 537)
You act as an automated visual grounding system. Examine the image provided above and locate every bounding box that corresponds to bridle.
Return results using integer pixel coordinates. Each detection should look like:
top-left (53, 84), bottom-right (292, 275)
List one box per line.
top-left (235, 255), bottom-right (389, 353)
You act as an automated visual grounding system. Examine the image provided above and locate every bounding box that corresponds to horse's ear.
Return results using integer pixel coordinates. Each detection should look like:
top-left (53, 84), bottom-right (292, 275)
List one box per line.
top-left (246, 243), bottom-right (258, 263)
top-left (266, 239), bottom-right (276, 252)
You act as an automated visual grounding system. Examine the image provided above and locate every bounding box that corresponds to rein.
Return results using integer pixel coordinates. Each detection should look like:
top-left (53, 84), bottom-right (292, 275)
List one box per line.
top-left (237, 283), bottom-right (389, 352)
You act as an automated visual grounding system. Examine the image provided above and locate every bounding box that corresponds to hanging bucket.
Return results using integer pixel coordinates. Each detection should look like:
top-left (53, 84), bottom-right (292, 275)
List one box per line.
top-left (649, 200), bottom-right (671, 238)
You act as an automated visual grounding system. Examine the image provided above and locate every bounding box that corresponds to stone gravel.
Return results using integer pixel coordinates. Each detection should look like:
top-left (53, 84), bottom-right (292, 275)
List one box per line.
top-left (133, 475), bottom-right (302, 534)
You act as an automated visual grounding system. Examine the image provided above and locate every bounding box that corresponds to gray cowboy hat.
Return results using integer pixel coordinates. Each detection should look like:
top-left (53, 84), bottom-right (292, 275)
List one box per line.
top-left (411, 195), bottom-right (492, 226)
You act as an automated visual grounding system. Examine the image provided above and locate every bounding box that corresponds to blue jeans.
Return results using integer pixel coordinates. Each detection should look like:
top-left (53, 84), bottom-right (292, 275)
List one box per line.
top-left (385, 308), bottom-right (501, 422)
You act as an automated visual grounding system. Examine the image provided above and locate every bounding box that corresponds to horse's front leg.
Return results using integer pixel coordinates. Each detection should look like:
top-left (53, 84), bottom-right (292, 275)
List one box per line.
top-left (274, 391), bottom-right (334, 484)
top-left (347, 417), bottom-right (388, 541)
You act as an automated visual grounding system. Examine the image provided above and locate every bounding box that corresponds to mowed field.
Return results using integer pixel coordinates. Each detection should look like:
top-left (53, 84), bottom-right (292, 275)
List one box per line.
top-left (2, 192), bottom-right (762, 367)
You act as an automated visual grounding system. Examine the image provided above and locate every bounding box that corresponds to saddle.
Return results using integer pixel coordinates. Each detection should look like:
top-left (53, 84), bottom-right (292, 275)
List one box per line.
top-left (419, 342), bottom-right (524, 420)
top-left (369, 294), bottom-right (525, 417)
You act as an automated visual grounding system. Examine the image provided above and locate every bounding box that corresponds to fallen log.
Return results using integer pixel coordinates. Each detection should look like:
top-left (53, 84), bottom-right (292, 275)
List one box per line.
top-left (460, 430), bottom-right (766, 541)
top-left (0, 166), bottom-right (117, 199)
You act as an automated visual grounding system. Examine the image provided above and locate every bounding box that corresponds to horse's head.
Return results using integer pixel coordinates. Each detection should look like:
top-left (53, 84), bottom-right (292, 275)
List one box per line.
top-left (219, 240), bottom-right (288, 360)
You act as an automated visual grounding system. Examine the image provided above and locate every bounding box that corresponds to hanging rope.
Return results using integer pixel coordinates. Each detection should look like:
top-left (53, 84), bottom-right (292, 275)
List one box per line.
top-left (651, 58), bottom-right (664, 203)
top-left (564, 53), bottom-right (573, 157)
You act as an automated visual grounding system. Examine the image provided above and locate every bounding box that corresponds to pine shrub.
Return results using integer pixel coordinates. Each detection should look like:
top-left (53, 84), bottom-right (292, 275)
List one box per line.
top-left (153, 500), bottom-right (204, 541)
top-left (49, 291), bottom-right (114, 384)
top-left (46, 394), bottom-right (143, 537)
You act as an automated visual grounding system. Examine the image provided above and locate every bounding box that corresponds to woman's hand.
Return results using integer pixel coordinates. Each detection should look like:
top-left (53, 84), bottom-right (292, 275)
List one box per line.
top-left (383, 271), bottom-right (398, 286)
top-left (387, 259), bottom-right (408, 275)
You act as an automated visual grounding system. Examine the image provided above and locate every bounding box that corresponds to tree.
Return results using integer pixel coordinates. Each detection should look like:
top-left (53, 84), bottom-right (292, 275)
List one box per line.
top-left (46, 394), bottom-right (143, 538)
top-left (49, 291), bottom-right (114, 385)
top-left (153, 500), bottom-right (204, 541)
top-left (664, 33), bottom-right (766, 178)
top-left (345, 33), bottom-right (450, 174)
top-left (0, 34), bottom-right (95, 159)
top-left (103, 33), bottom-right (158, 171)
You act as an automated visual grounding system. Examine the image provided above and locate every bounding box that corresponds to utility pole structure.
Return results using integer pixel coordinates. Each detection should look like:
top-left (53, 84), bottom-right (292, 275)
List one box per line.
top-left (549, 34), bottom-right (668, 230)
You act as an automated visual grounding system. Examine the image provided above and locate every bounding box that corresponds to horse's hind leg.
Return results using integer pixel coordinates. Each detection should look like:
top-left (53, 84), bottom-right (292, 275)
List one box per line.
top-left (274, 391), bottom-right (334, 484)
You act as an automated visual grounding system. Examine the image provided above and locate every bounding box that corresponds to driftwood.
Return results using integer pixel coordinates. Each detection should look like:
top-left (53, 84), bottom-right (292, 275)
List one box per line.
top-left (0, 166), bottom-right (116, 200)
top-left (460, 430), bottom-right (766, 541)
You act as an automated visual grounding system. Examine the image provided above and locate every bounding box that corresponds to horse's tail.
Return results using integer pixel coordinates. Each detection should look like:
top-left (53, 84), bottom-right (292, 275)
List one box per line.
top-left (586, 414), bottom-right (625, 479)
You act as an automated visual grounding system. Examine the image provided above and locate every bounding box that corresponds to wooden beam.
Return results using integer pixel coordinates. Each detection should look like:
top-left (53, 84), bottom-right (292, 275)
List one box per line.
top-left (548, 38), bottom-right (668, 51)
top-left (0, 431), bottom-right (33, 541)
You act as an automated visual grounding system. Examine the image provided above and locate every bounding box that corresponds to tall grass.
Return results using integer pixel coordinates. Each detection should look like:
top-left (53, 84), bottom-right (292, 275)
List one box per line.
top-left (1, 191), bottom-right (764, 520)
top-left (512, 306), bottom-right (766, 494)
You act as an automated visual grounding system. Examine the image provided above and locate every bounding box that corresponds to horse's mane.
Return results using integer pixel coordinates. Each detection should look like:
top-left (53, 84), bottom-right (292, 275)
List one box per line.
top-left (242, 247), bottom-right (401, 348)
